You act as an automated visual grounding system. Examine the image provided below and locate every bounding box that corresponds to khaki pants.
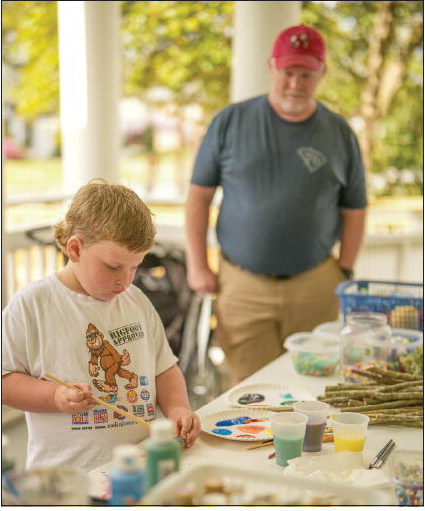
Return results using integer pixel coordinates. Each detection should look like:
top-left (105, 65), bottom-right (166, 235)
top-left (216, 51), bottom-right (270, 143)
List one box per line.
top-left (215, 255), bottom-right (345, 381)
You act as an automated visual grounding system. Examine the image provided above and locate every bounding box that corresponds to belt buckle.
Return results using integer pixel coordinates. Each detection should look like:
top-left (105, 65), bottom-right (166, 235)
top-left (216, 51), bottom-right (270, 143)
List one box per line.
top-left (271, 274), bottom-right (291, 280)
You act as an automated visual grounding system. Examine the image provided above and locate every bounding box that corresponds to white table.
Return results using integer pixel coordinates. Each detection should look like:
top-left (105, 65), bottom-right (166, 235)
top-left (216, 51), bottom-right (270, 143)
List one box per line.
top-left (89, 353), bottom-right (423, 503)
top-left (180, 353), bottom-right (423, 473)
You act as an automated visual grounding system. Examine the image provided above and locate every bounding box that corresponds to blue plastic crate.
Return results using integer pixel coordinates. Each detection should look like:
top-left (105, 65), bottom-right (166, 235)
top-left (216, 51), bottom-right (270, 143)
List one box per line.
top-left (335, 280), bottom-right (423, 331)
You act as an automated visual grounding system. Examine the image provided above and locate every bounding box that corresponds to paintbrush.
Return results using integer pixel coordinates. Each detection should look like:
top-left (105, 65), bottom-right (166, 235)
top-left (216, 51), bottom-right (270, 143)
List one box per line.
top-left (44, 373), bottom-right (151, 429)
top-left (248, 404), bottom-right (294, 411)
top-left (246, 440), bottom-right (274, 450)
top-left (247, 430), bottom-right (334, 451)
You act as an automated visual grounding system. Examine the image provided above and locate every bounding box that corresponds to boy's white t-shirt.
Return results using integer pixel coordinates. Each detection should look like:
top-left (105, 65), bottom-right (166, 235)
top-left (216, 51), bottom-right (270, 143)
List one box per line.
top-left (2, 273), bottom-right (178, 473)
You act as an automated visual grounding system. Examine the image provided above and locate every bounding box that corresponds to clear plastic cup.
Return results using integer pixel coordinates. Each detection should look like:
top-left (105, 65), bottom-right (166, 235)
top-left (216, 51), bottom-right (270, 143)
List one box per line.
top-left (7, 466), bottom-right (89, 505)
top-left (332, 412), bottom-right (369, 454)
top-left (391, 450), bottom-right (424, 506)
top-left (270, 412), bottom-right (308, 467)
top-left (293, 401), bottom-right (329, 452)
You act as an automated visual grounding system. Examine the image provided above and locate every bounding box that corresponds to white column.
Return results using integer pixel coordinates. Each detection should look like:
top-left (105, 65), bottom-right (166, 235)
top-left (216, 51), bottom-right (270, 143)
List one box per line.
top-left (57, 1), bottom-right (120, 192)
top-left (231, 1), bottom-right (301, 102)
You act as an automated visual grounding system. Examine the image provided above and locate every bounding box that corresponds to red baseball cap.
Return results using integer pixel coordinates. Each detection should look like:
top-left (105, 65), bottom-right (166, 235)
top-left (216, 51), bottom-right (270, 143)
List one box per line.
top-left (271, 24), bottom-right (326, 72)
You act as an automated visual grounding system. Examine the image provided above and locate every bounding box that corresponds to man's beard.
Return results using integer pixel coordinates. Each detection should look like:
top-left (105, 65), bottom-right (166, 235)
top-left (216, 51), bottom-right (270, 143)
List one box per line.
top-left (277, 95), bottom-right (309, 115)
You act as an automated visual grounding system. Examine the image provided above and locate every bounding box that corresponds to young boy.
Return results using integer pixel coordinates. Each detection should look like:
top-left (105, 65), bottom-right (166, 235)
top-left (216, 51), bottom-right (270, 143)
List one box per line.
top-left (2, 181), bottom-right (200, 473)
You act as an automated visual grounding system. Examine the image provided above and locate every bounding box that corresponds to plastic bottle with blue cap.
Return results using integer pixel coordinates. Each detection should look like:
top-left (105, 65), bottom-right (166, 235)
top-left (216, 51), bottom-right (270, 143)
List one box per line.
top-left (108, 444), bottom-right (146, 505)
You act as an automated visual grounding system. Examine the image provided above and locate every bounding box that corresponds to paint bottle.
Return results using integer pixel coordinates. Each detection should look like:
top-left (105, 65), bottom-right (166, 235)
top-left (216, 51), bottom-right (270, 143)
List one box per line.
top-left (108, 444), bottom-right (146, 505)
top-left (145, 418), bottom-right (181, 489)
top-left (2, 434), bottom-right (19, 503)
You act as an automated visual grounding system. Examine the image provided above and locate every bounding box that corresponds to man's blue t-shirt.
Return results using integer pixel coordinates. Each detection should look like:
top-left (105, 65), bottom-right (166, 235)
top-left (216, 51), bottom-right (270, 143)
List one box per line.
top-left (191, 95), bottom-right (367, 275)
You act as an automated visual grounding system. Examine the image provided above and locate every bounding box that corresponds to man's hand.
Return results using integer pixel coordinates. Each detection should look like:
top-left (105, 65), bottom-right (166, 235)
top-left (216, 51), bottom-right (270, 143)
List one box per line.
top-left (187, 267), bottom-right (218, 294)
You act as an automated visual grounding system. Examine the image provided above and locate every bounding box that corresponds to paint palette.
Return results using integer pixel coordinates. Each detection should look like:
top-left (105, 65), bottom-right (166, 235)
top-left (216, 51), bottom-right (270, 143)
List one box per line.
top-left (225, 383), bottom-right (315, 409)
top-left (201, 409), bottom-right (272, 441)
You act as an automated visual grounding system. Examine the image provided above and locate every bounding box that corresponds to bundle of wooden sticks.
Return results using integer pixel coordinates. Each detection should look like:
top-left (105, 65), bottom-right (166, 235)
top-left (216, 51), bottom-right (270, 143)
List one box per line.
top-left (318, 366), bottom-right (423, 428)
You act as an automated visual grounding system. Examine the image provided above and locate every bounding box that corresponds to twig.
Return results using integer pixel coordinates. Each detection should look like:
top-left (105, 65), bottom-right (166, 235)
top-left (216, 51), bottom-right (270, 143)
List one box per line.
top-left (366, 366), bottom-right (423, 382)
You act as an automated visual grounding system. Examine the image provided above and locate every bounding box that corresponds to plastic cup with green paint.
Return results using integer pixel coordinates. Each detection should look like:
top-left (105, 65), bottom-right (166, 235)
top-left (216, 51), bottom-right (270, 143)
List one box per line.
top-left (270, 412), bottom-right (308, 467)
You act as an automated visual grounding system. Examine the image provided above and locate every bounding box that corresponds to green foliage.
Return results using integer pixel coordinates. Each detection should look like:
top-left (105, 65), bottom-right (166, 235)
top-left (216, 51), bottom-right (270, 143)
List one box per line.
top-left (2, 1), bottom-right (59, 121)
top-left (2, 0), bottom-right (422, 195)
top-left (121, 1), bottom-right (233, 116)
top-left (302, 1), bottom-right (423, 186)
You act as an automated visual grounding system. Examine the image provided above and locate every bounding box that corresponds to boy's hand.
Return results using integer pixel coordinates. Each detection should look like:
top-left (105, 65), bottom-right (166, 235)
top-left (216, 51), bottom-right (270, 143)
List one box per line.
top-left (167, 407), bottom-right (201, 448)
top-left (53, 383), bottom-right (95, 414)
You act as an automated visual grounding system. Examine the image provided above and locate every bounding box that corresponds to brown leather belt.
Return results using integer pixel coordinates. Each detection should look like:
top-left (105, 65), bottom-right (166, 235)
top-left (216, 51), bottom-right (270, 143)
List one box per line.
top-left (222, 252), bottom-right (293, 280)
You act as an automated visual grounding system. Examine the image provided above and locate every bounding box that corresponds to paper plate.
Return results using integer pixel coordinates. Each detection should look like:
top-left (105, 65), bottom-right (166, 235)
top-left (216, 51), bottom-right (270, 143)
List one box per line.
top-left (225, 383), bottom-right (315, 409)
top-left (201, 409), bottom-right (273, 441)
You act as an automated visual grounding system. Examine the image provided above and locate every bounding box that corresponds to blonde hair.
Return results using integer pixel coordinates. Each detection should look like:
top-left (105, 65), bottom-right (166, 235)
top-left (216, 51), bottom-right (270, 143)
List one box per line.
top-left (54, 180), bottom-right (156, 254)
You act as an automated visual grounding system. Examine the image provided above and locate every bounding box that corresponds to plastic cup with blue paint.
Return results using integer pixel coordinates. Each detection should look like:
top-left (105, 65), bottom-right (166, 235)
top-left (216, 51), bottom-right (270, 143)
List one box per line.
top-left (270, 412), bottom-right (308, 467)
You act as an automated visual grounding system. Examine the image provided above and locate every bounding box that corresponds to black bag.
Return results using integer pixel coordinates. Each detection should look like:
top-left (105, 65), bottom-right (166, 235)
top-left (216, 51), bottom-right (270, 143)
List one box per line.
top-left (132, 244), bottom-right (193, 356)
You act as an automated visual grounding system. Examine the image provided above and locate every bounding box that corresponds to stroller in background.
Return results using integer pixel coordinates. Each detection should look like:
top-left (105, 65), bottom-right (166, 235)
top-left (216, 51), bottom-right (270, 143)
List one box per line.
top-left (132, 243), bottom-right (229, 408)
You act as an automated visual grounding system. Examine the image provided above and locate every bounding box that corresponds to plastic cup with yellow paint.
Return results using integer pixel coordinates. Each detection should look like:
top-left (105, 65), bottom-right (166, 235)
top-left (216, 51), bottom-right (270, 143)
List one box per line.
top-left (332, 412), bottom-right (370, 454)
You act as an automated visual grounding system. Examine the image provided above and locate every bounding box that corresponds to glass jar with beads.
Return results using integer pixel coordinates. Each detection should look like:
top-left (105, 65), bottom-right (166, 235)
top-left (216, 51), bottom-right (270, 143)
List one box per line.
top-left (340, 312), bottom-right (391, 382)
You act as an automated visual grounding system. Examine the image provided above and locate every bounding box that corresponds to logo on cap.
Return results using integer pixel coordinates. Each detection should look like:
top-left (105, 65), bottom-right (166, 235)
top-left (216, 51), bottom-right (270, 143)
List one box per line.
top-left (290, 33), bottom-right (309, 49)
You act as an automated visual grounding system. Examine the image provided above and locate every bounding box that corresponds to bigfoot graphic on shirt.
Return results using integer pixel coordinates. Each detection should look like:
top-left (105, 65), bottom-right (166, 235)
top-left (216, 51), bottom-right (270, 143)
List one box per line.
top-left (85, 323), bottom-right (138, 393)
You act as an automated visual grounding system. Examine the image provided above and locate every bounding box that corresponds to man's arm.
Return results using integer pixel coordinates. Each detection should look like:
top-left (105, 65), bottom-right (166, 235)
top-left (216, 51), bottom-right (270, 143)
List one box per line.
top-left (338, 207), bottom-right (367, 272)
top-left (185, 183), bottom-right (218, 293)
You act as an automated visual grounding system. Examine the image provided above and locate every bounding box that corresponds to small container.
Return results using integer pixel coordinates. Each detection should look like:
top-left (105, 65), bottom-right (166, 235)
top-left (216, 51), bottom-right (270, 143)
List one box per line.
top-left (332, 412), bottom-right (370, 455)
top-left (284, 332), bottom-right (339, 376)
top-left (109, 444), bottom-right (146, 505)
top-left (388, 328), bottom-right (423, 371)
top-left (7, 466), bottom-right (89, 505)
top-left (340, 312), bottom-right (391, 382)
top-left (391, 450), bottom-right (423, 506)
top-left (293, 401), bottom-right (329, 452)
top-left (144, 418), bottom-right (181, 489)
top-left (270, 412), bottom-right (308, 467)
top-left (312, 321), bottom-right (343, 340)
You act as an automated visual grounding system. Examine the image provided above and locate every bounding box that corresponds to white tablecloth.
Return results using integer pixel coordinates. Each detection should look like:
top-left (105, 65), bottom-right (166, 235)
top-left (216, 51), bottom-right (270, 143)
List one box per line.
top-left (89, 353), bottom-right (423, 503)
top-left (181, 353), bottom-right (423, 473)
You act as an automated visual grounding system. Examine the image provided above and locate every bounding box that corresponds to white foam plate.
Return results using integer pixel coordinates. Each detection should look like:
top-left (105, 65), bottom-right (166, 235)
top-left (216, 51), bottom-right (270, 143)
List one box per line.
top-left (225, 383), bottom-right (315, 409)
top-left (201, 409), bottom-right (272, 441)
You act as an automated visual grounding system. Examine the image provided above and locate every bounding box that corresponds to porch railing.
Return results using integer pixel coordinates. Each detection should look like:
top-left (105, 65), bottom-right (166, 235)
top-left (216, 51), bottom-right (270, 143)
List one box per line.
top-left (3, 223), bottom-right (423, 306)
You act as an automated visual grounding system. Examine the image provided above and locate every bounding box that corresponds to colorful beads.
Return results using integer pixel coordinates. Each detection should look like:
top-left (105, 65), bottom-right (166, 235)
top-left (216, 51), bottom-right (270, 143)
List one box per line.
top-left (393, 451), bottom-right (423, 507)
top-left (394, 482), bottom-right (423, 506)
top-left (292, 352), bottom-right (338, 376)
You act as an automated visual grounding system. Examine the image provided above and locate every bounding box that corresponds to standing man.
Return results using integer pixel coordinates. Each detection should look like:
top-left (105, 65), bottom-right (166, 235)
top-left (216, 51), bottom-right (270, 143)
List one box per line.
top-left (185, 25), bottom-right (367, 383)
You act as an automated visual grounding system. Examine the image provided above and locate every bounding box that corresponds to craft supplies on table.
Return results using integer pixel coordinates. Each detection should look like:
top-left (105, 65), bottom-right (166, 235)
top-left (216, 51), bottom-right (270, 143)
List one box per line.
top-left (391, 449), bottom-right (424, 506)
top-left (88, 352), bottom-right (422, 505)
top-left (368, 438), bottom-right (395, 470)
top-left (283, 332), bottom-right (340, 376)
top-left (141, 462), bottom-right (392, 505)
top-left (339, 312), bottom-right (391, 382)
top-left (144, 418), bottom-right (181, 489)
top-left (3, 466), bottom-right (89, 505)
top-left (225, 382), bottom-right (314, 409)
top-left (108, 444), bottom-right (146, 505)
top-left (388, 328), bottom-right (423, 371)
top-left (201, 409), bottom-right (273, 441)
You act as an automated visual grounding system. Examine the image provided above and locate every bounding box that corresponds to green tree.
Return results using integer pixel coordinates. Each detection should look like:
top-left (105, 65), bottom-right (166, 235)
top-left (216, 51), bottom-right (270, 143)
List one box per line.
top-left (121, 1), bottom-right (234, 117)
top-left (2, 1), bottom-right (422, 195)
top-left (303, 0), bottom-right (423, 187)
top-left (2, 1), bottom-right (59, 121)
